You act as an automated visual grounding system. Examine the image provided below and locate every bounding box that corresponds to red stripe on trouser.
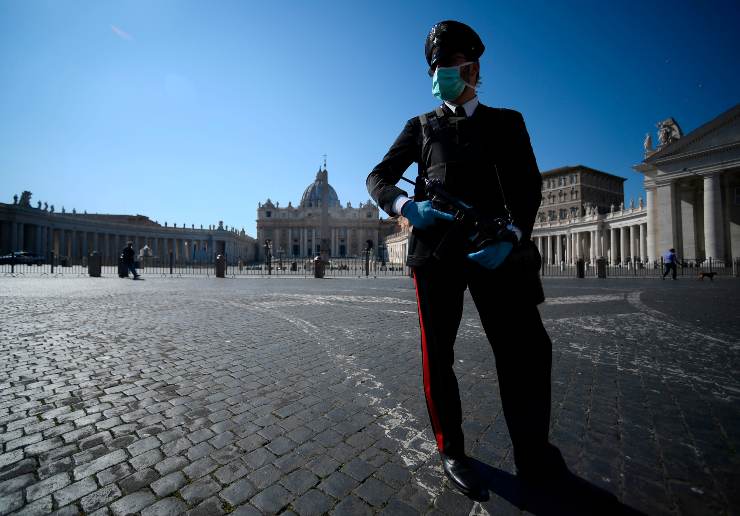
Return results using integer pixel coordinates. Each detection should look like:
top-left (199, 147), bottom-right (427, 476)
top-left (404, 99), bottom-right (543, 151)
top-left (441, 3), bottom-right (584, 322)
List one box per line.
top-left (413, 270), bottom-right (444, 453)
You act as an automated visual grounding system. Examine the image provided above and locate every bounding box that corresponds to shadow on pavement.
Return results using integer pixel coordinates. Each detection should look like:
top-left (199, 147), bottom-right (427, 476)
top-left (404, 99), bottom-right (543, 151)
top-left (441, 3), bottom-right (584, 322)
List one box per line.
top-left (470, 459), bottom-right (647, 515)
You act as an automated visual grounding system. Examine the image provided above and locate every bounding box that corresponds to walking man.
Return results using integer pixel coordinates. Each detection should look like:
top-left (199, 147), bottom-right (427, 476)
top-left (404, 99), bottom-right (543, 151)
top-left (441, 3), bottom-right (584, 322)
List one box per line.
top-left (366, 20), bottom-right (566, 498)
top-left (121, 241), bottom-right (140, 279)
top-left (662, 247), bottom-right (678, 280)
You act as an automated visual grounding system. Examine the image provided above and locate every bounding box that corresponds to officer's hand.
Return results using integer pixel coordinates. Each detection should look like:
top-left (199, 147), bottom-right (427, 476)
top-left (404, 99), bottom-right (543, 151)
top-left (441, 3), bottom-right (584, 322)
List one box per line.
top-left (467, 242), bottom-right (513, 270)
top-left (401, 200), bottom-right (454, 230)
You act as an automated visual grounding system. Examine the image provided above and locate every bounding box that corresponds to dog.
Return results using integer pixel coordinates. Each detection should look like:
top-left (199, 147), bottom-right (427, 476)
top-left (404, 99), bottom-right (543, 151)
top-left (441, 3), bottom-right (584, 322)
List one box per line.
top-left (698, 271), bottom-right (717, 281)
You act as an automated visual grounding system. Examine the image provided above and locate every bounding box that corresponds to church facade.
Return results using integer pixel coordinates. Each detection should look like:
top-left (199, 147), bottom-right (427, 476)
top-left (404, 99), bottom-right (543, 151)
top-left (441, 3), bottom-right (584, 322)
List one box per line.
top-left (256, 166), bottom-right (397, 260)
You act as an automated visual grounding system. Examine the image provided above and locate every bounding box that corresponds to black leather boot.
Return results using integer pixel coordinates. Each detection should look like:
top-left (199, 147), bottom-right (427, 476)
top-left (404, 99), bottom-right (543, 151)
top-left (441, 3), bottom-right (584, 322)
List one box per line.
top-left (441, 454), bottom-right (487, 499)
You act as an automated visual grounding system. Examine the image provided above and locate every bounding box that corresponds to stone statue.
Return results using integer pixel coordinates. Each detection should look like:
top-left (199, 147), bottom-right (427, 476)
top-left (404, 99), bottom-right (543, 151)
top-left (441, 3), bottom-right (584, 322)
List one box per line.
top-left (37, 201), bottom-right (42, 209)
top-left (619, 202), bottom-right (624, 211)
top-left (44, 202), bottom-right (48, 211)
top-left (164, 221), bottom-right (167, 227)
top-left (639, 196), bottom-right (644, 208)
top-left (72, 208), bottom-right (76, 214)
top-left (630, 198), bottom-right (634, 209)
top-left (13, 194), bottom-right (18, 204)
top-left (19, 191), bottom-right (32, 207)
top-left (61, 206), bottom-right (66, 213)
top-left (610, 203), bottom-right (615, 213)
top-left (50, 205), bottom-right (55, 213)
top-left (643, 133), bottom-right (653, 156)
top-left (200, 224), bottom-right (203, 229)
top-left (84, 210), bottom-right (87, 215)
top-left (218, 221), bottom-right (224, 230)
top-left (657, 117), bottom-right (683, 147)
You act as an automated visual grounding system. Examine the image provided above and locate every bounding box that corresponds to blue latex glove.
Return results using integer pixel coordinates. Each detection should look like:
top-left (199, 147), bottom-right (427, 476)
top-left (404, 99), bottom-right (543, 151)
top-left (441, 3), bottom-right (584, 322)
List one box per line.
top-left (467, 242), bottom-right (514, 270)
top-left (401, 200), bottom-right (455, 230)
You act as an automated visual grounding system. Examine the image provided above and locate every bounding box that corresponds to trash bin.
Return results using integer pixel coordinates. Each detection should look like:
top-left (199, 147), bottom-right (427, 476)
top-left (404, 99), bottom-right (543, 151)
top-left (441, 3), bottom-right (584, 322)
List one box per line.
top-left (118, 254), bottom-right (128, 278)
top-left (313, 255), bottom-right (326, 278)
top-left (576, 258), bottom-right (585, 278)
top-left (88, 252), bottom-right (102, 278)
top-left (215, 254), bottom-right (226, 278)
top-left (596, 257), bottom-right (607, 279)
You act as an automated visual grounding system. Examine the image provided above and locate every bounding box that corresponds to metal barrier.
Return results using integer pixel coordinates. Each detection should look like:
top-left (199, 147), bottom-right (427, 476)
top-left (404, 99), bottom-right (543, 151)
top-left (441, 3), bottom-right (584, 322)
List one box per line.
top-left (0, 254), bottom-right (412, 278)
top-left (2, 252), bottom-right (737, 279)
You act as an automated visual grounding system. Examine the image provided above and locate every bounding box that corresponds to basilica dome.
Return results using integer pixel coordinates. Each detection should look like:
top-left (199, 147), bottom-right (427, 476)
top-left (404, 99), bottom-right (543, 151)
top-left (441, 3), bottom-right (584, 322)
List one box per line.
top-left (300, 168), bottom-right (340, 208)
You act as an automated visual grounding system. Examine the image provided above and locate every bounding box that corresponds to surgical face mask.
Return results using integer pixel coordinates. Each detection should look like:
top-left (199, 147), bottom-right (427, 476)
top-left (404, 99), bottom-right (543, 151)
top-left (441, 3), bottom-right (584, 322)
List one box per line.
top-left (432, 61), bottom-right (475, 101)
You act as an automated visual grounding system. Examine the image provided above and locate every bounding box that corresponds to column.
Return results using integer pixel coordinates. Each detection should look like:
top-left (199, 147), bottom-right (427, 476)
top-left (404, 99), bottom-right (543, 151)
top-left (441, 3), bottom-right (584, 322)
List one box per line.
top-left (82, 232), bottom-right (88, 257)
top-left (703, 172), bottom-right (724, 259)
top-left (35, 225), bottom-right (43, 255)
top-left (639, 223), bottom-right (647, 262)
top-left (312, 229), bottom-right (316, 255)
top-left (555, 235), bottom-right (561, 263)
top-left (657, 182), bottom-right (679, 257)
top-left (610, 228), bottom-right (618, 265)
top-left (288, 228), bottom-right (293, 256)
top-left (619, 226), bottom-right (628, 264)
top-left (628, 226), bottom-right (635, 261)
top-left (17, 223), bottom-right (25, 251)
top-left (645, 187), bottom-right (656, 263)
top-left (565, 234), bottom-right (571, 264)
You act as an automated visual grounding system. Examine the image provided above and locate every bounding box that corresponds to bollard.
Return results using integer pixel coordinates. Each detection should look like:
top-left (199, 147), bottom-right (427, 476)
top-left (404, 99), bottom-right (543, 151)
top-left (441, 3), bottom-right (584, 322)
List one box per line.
top-left (10, 251), bottom-right (14, 274)
top-left (596, 257), bottom-right (607, 279)
top-left (88, 251), bottom-right (102, 278)
top-left (169, 251), bottom-right (174, 275)
top-left (576, 258), bottom-right (585, 278)
top-left (313, 255), bottom-right (326, 279)
top-left (50, 251), bottom-right (55, 274)
top-left (215, 254), bottom-right (226, 278)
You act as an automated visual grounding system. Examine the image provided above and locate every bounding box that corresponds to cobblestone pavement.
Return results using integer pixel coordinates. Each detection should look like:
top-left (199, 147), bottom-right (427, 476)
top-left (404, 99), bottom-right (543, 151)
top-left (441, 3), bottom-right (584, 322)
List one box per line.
top-left (0, 276), bottom-right (738, 516)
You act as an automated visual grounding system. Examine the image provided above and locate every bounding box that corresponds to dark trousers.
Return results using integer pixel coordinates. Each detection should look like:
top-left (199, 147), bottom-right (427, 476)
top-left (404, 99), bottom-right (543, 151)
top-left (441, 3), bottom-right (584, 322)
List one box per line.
top-left (663, 262), bottom-right (677, 279)
top-left (126, 263), bottom-right (138, 277)
top-left (413, 258), bottom-right (553, 471)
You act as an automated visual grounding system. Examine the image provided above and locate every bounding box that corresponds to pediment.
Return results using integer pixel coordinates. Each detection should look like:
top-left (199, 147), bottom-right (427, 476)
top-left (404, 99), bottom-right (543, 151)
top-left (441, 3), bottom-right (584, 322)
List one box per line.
top-left (645, 103), bottom-right (740, 162)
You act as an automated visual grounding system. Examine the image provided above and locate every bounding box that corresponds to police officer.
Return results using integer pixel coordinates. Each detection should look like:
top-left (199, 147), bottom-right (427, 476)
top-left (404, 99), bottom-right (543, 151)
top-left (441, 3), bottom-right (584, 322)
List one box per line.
top-left (366, 20), bottom-right (566, 498)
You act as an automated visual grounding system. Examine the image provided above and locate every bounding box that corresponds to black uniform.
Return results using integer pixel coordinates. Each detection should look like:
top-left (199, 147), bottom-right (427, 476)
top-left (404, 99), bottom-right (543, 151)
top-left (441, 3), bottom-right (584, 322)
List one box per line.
top-left (367, 102), bottom-right (560, 473)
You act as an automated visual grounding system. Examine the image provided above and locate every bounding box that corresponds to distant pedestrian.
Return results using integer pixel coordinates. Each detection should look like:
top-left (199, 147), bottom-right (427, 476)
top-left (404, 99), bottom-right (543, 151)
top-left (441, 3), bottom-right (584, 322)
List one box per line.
top-left (662, 248), bottom-right (678, 280)
top-left (122, 241), bottom-right (140, 279)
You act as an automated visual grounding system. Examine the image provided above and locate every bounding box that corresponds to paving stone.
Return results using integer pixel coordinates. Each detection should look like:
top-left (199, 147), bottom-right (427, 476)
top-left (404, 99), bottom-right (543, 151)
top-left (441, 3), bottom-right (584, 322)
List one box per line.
top-left (247, 466), bottom-right (279, 491)
top-left (218, 478), bottom-right (257, 506)
top-left (179, 476), bottom-right (221, 505)
top-left (52, 475), bottom-right (98, 507)
top-left (127, 436), bottom-right (162, 457)
top-left (73, 449), bottom-right (128, 481)
top-left (129, 448), bottom-right (164, 471)
top-left (330, 495), bottom-right (373, 516)
top-left (25, 472), bottom-right (71, 502)
top-left (110, 489), bottom-right (157, 516)
top-left (250, 484), bottom-right (293, 514)
top-left (281, 469), bottom-right (319, 495)
top-left (119, 468), bottom-right (160, 495)
top-left (154, 455), bottom-right (189, 476)
top-left (151, 471), bottom-right (186, 497)
top-left (12, 495), bottom-right (53, 516)
top-left (340, 458), bottom-right (374, 482)
top-left (0, 491), bottom-right (24, 514)
top-left (182, 457), bottom-right (218, 480)
top-left (80, 483), bottom-right (123, 513)
top-left (0, 458), bottom-right (37, 482)
top-left (291, 488), bottom-right (335, 515)
top-left (184, 495), bottom-right (225, 516)
top-left (0, 473), bottom-right (36, 497)
top-left (97, 462), bottom-right (134, 486)
top-left (354, 477), bottom-right (394, 507)
top-left (140, 497), bottom-right (188, 516)
top-left (318, 471), bottom-right (359, 498)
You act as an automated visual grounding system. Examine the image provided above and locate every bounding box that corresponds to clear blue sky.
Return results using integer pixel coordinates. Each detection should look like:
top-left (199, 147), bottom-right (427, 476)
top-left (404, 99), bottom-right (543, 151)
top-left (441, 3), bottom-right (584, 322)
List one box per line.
top-left (2, 0), bottom-right (738, 236)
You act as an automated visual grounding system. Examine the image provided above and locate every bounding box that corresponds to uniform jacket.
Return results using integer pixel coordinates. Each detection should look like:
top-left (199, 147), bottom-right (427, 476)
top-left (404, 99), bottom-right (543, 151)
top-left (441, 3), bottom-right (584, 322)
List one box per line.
top-left (366, 102), bottom-right (545, 302)
top-left (121, 246), bottom-right (135, 265)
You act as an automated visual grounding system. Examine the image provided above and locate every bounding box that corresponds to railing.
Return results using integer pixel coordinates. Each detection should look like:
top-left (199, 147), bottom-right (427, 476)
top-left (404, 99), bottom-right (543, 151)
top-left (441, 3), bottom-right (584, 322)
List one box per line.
top-left (539, 257), bottom-right (739, 278)
top-left (0, 252), bottom-right (412, 278)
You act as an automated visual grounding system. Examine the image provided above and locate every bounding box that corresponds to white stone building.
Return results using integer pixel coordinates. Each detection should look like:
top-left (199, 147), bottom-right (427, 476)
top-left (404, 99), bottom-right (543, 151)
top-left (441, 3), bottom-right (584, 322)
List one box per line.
top-left (256, 166), bottom-right (397, 260)
top-left (634, 103), bottom-right (740, 263)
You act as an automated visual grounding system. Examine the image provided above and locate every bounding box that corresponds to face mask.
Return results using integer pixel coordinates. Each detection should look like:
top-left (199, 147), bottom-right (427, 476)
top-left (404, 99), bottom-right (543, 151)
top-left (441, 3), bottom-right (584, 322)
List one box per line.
top-left (432, 62), bottom-right (475, 101)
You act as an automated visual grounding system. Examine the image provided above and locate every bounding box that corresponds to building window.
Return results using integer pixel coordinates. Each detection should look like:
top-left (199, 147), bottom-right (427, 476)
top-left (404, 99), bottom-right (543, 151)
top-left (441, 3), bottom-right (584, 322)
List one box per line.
top-left (265, 211), bottom-right (271, 218)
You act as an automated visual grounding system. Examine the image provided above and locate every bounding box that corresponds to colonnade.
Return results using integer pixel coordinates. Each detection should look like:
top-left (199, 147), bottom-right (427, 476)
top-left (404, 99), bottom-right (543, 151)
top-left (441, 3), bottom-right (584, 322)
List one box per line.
top-left (535, 222), bottom-right (649, 265)
top-left (0, 220), bottom-right (258, 263)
